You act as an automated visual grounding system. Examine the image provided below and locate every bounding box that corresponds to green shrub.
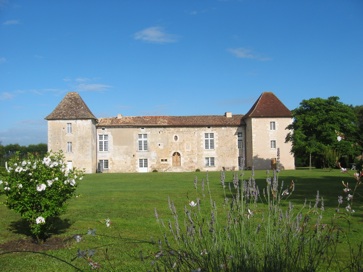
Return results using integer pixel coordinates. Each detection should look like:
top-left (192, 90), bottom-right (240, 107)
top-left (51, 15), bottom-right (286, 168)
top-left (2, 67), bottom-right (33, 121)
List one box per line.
top-left (151, 170), bottom-right (340, 271)
top-left (0, 151), bottom-right (84, 242)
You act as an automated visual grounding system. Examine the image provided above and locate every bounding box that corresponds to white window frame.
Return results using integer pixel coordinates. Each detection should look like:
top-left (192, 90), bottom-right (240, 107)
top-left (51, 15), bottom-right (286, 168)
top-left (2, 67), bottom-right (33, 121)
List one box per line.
top-left (204, 133), bottom-right (215, 150)
top-left (99, 159), bottom-right (109, 169)
top-left (99, 134), bottom-right (109, 152)
top-left (67, 141), bottom-right (72, 153)
top-left (205, 157), bottom-right (215, 167)
top-left (138, 134), bottom-right (148, 151)
top-left (138, 158), bottom-right (148, 172)
top-left (270, 140), bottom-right (276, 149)
top-left (67, 123), bottom-right (72, 134)
top-left (270, 121), bottom-right (276, 130)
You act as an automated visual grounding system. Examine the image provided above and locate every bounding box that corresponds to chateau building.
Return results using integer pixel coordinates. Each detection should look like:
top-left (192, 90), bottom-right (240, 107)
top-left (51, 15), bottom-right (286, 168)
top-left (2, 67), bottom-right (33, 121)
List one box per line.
top-left (45, 92), bottom-right (295, 173)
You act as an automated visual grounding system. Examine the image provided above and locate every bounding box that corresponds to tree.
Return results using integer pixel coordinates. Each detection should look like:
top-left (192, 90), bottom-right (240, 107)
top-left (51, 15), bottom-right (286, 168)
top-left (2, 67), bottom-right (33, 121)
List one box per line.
top-left (353, 105), bottom-right (363, 171)
top-left (354, 105), bottom-right (363, 148)
top-left (286, 97), bottom-right (360, 169)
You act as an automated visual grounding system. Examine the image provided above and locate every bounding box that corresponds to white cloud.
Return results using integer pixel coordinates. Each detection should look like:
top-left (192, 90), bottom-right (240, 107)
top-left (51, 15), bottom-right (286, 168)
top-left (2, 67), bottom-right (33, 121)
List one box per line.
top-left (228, 47), bottom-right (271, 61)
top-left (64, 77), bottom-right (112, 92)
top-left (3, 19), bottom-right (19, 25)
top-left (77, 83), bottom-right (111, 92)
top-left (75, 77), bottom-right (91, 83)
top-left (0, 91), bottom-right (14, 100)
top-left (0, 120), bottom-right (47, 145)
top-left (134, 26), bottom-right (178, 44)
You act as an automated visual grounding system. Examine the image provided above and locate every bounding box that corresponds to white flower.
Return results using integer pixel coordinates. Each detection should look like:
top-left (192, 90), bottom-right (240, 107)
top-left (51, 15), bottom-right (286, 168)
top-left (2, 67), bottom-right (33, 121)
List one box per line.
top-left (74, 235), bottom-right (82, 242)
top-left (36, 183), bottom-right (46, 192)
top-left (0, 180), bottom-right (2, 185)
top-left (281, 189), bottom-right (289, 196)
top-left (69, 179), bottom-right (76, 186)
top-left (189, 201), bottom-right (197, 207)
top-left (18, 184), bottom-right (23, 189)
top-left (105, 218), bottom-right (111, 227)
top-left (347, 194), bottom-right (353, 201)
top-left (47, 180), bottom-right (54, 187)
top-left (36, 216), bottom-right (45, 224)
top-left (22, 160), bottom-right (27, 166)
top-left (42, 157), bottom-right (51, 166)
top-left (4, 186), bottom-right (10, 191)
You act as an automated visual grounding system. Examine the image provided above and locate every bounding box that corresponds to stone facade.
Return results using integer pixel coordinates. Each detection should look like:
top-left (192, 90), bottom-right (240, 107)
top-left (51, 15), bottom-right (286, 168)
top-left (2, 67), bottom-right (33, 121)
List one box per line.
top-left (46, 92), bottom-right (295, 173)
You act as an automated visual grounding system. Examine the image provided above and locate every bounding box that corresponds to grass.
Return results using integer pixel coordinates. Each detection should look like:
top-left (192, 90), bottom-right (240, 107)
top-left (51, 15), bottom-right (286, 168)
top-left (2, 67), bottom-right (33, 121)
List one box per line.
top-left (0, 168), bottom-right (362, 271)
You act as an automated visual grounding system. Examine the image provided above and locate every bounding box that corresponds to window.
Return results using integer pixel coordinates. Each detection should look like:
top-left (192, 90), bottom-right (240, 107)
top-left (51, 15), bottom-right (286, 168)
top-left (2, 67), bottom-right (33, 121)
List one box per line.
top-left (270, 121), bottom-right (276, 130)
top-left (139, 158), bottom-right (148, 168)
top-left (99, 134), bottom-right (109, 152)
top-left (270, 140), bottom-right (276, 149)
top-left (238, 139), bottom-right (243, 149)
top-left (67, 142), bottom-right (72, 153)
top-left (205, 133), bottom-right (214, 149)
top-left (67, 123), bottom-right (72, 134)
top-left (238, 132), bottom-right (243, 149)
top-left (205, 157), bottom-right (215, 167)
top-left (138, 134), bottom-right (148, 151)
top-left (99, 159), bottom-right (109, 170)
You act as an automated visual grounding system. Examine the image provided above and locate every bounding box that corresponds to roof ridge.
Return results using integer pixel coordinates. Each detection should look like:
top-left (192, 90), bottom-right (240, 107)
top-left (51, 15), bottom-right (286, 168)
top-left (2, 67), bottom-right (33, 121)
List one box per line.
top-left (45, 92), bottom-right (97, 120)
top-left (244, 92), bottom-right (291, 118)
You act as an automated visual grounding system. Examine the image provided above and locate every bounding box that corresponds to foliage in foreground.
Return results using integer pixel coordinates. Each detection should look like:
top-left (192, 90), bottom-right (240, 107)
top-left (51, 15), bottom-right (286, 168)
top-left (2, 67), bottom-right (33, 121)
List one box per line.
top-left (150, 169), bottom-right (363, 272)
top-left (0, 151), bottom-right (84, 242)
top-left (0, 169), bottom-right (362, 271)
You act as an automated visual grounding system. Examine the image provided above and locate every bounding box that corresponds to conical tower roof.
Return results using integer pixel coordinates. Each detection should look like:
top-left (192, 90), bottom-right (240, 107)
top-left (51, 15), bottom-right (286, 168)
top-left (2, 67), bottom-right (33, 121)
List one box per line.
top-left (45, 92), bottom-right (97, 120)
top-left (244, 92), bottom-right (292, 118)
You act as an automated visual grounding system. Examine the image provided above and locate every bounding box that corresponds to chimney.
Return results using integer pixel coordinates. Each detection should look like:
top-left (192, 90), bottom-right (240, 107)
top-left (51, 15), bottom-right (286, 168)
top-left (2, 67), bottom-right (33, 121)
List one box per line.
top-left (225, 112), bottom-right (232, 118)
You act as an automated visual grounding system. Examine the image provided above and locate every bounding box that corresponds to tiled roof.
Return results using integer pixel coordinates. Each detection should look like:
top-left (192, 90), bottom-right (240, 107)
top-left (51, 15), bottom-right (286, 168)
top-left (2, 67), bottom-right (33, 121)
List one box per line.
top-left (45, 92), bottom-right (97, 120)
top-left (98, 114), bottom-right (244, 128)
top-left (243, 92), bottom-right (292, 118)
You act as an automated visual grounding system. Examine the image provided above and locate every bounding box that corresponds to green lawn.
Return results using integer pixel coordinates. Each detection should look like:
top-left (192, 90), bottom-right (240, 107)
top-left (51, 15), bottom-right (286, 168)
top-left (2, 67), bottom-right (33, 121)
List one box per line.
top-left (0, 169), bottom-right (362, 271)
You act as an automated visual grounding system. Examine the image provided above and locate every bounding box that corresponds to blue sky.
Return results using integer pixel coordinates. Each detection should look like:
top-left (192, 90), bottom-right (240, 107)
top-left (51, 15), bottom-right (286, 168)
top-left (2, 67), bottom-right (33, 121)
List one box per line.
top-left (1, 0), bottom-right (362, 146)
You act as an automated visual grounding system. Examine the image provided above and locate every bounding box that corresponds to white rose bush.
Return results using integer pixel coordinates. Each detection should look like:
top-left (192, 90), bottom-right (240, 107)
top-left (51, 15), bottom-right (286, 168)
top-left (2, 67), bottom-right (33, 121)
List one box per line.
top-left (0, 151), bottom-right (84, 242)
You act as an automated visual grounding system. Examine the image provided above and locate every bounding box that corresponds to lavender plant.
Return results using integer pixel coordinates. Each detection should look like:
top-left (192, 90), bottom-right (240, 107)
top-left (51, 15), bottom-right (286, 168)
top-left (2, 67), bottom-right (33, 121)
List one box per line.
top-left (0, 151), bottom-right (84, 242)
top-left (151, 170), bottom-right (340, 271)
top-left (335, 168), bottom-right (363, 271)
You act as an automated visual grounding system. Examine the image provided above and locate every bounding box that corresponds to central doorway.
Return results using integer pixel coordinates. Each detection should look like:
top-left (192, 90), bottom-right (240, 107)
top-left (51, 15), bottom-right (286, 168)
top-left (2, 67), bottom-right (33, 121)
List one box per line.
top-left (172, 152), bottom-right (181, 167)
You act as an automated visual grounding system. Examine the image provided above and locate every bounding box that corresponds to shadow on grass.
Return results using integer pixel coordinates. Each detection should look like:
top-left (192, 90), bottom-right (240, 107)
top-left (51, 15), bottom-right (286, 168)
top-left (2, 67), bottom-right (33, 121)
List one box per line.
top-left (8, 217), bottom-right (73, 239)
top-left (221, 169), bottom-right (363, 213)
